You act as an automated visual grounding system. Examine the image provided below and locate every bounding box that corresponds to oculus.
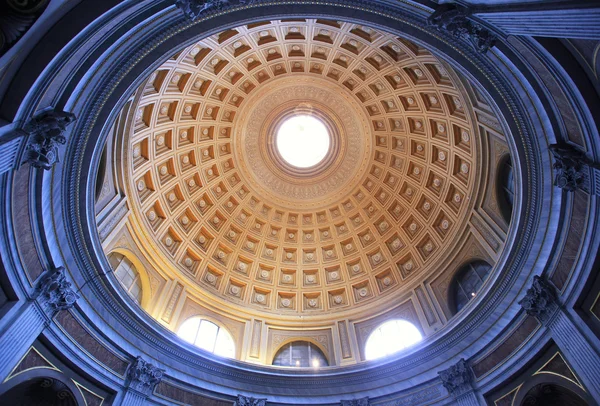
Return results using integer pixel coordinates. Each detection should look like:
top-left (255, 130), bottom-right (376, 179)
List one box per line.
top-left (275, 115), bottom-right (330, 168)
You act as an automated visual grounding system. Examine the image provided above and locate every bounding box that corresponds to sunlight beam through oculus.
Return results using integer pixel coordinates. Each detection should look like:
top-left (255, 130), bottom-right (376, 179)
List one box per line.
top-left (276, 115), bottom-right (330, 168)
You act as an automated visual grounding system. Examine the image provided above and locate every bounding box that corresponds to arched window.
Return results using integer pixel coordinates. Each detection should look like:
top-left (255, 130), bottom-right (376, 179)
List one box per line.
top-left (365, 319), bottom-right (422, 360)
top-left (108, 253), bottom-right (142, 303)
top-left (451, 260), bottom-right (492, 314)
top-left (272, 341), bottom-right (329, 367)
top-left (177, 317), bottom-right (235, 358)
top-left (497, 156), bottom-right (514, 224)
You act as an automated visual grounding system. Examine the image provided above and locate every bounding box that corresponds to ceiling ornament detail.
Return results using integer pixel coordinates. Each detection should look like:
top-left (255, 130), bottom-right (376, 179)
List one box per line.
top-left (116, 19), bottom-right (498, 321)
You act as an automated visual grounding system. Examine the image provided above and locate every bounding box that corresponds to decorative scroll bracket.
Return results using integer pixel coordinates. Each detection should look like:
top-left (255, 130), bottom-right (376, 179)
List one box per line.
top-left (519, 275), bottom-right (559, 325)
top-left (35, 266), bottom-right (79, 314)
top-left (174, 0), bottom-right (257, 20)
top-left (126, 356), bottom-right (165, 397)
top-left (22, 109), bottom-right (76, 170)
top-left (428, 4), bottom-right (497, 53)
top-left (438, 358), bottom-right (475, 398)
top-left (549, 143), bottom-right (600, 194)
top-left (234, 394), bottom-right (267, 406)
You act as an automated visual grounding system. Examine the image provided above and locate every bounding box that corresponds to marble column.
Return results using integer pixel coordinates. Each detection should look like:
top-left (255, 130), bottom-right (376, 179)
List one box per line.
top-left (121, 356), bottom-right (164, 406)
top-left (0, 267), bottom-right (79, 381)
top-left (438, 359), bottom-right (483, 406)
top-left (519, 276), bottom-right (600, 400)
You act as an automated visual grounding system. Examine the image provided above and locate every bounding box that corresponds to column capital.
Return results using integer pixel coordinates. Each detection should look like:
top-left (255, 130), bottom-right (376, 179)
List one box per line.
top-left (234, 394), bottom-right (267, 406)
top-left (340, 397), bottom-right (370, 406)
top-left (519, 276), bottom-right (559, 324)
top-left (427, 4), bottom-right (496, 53)
top-left (438, 358), bottom-right (475, 398)
top-left (174, 0), bottom-right (257, 20)
top-left (35, 267), bottom-right (79, 314)
top-left (22, 109), bottom-right (75, 170)
top-left (126, 356), bottom-right (164, 397)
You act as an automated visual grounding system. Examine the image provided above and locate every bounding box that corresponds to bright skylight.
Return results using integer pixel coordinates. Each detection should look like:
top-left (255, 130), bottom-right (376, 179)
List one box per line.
top-left (276, 115), bottom-right (330, 168)
top-left (364, 319), bottom-right (422, 360)
top-left (177, 317), bottom-right (235, 358)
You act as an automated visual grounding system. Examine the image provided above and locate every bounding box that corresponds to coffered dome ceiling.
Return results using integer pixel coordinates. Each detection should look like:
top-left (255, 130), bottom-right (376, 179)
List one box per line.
top-left (105, 19), bottom-right (508, 333)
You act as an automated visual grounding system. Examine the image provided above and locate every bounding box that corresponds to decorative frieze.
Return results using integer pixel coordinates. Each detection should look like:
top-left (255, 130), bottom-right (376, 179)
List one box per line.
top-left (234, 394), bottom-right (267, 406)
top-left (428, 4), bottom-right (496, 53)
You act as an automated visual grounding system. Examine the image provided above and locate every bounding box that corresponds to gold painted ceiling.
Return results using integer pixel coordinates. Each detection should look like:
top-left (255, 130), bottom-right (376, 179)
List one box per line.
top-left (117, 19), bottom-right (498, 322)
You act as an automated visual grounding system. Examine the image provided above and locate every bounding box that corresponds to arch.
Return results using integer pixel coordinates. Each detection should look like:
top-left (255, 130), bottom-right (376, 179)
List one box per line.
top-left (0, 369), bottom-right (86, 406)
top-left (513, 374), bottom-right (591, 406)
top-left (177, 316), bottom-right (236, 358)
top-left (364, 319), bottom-right (423, 361)
top-left (269, 336), bottom-right (332, 366)
top-left (449, 260), bottom-right (493, 315)
top-left (107, 248), bottom-right (152, 309)
top-left (496, 154), bottom-right (515, 225)
top-left (272, 340), bottom-right (330, 368)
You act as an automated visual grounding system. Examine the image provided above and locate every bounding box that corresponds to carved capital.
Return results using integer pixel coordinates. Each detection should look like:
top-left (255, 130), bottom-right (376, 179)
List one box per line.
top-left (126, 357), bottom-right (164, 397)
top-left (174, 0), bottom-right (256, 20)
top-left (35, 267), bottom-right (79, 313)
top-left (519, 276), bottom-right (559, 324)
top-left (22, 109), bottom-right (75, 170)
top-left (438, 359), bottom-right (474, 397)
top-left (234, 394), bottom-right (267, 406)
top-left (341, 397), bottom-right (370, 406)
top-left (549, 143), bottom-right (596, 192)
top-left (427, 4), bottom-right (496, 53)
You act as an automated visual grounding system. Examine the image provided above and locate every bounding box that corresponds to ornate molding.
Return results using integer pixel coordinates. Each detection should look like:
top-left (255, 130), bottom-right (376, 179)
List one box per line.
top-left (126, 356), bottom-right (164, 397)
top-left (22, 109), bottom-right (76, 170)
top-left (341, 397), bottom-right (370, 406)
top-left (518, 276), bottom-right (559, 324)
top-left (549, 143), bottom-right (600, 193)
top-left (174, 0), bottom-right (256, 20)
top-left (234, 394), bottom-right (267, 406)
top-left (438, 359), bottom-right (474, 397)
top-left (35, 267), bottom-right (79, 312)
top-left (428, 4), bottom-right (496, 53)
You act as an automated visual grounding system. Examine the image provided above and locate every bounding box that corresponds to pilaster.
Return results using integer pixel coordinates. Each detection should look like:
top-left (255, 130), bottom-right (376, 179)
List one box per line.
top-left (0, 267), bottom-right (79, 381)
top-left (438, 359), bottom-right (483, 406)
top-left (122, 356), bottom-right (164, 406)
top-left (520, 276), bottom-right (600, 399)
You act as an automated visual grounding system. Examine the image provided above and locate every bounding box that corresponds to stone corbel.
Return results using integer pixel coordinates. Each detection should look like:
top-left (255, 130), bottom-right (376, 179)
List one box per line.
top-left (234, 394), bottom-right (267, 406)
top-left (427, 4), bottom-right (496, 53)
top-left (35, 266), bottom-right (79, 315)
top-left (438, 358), bottom-right (475, 398)
top-left (22, 109), bottom-right (76, 170)
top-left (174, 0), bottom-right (257, 20)
top-left (125, 356), bottom-right (164, 398)
top-left (549, 143), bottom-right (600, 194)
top-left (518, 275), bottom-right (559, 325)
